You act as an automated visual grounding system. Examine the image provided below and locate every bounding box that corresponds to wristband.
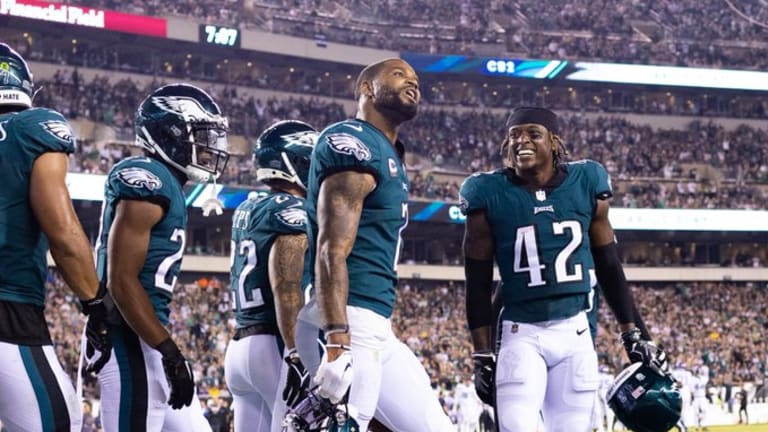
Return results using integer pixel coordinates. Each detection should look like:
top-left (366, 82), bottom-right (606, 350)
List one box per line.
top-left (325, 343), bottom-right (351, 351)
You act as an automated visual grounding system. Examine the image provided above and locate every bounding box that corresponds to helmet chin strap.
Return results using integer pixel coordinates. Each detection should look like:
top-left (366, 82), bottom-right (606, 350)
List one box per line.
top-left (281, 152), bottom-right (306, 190)
top-left (138, 125), bottom-right (192, 179)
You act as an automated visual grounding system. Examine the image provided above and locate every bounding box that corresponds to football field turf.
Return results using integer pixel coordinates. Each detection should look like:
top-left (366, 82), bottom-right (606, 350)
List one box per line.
top-left (701, 425), bottom-right (768, 432)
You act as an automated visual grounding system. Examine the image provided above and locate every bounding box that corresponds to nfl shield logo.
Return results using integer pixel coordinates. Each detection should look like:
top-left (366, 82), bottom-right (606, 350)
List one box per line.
top-left (510, 323), bottom-right (519, 334)
top-left (535, 190), bottom-right (546, 201)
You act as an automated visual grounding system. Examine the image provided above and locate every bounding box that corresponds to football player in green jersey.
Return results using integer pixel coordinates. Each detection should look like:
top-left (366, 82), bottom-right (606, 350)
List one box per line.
top-left (93, 83), bottom-right (229, 432)
top-left (224, 120), bottom-right (315, 432)
top-left (461, 107), bottom-right (669, 432)
top-left (298, 58), bottom-right (452, 431)
top-left (0, 42), bottom-right (110, 432)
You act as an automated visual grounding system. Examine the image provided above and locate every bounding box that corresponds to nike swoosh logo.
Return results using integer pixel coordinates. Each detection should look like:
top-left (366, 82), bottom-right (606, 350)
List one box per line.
top-left (577, 328), bottom-right (589, 336)
top-left (343, 123), bottom-right (363, 132)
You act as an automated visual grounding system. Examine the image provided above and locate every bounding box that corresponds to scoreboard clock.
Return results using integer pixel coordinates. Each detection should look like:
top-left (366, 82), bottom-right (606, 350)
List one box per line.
top-left (199, 24), bottom-right (240, 48)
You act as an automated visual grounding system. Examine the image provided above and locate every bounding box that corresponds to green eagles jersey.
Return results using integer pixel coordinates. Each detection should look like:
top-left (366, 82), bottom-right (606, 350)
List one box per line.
top-left (306, 119), bottom-right (409, 318)
top-left (460, 160), bottom-right (612, 323)
top-left (96, 156), bottom-right (187, 324)
top-left (230, 192), bottom-right (307, 329)
top-left (0, 108), bottom-right (75, 306)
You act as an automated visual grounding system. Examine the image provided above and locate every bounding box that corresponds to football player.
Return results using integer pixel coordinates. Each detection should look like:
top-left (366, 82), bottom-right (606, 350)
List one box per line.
top-left (461, 106), bottom-right (669, 431)
top-left (690, 366), bottom-right (708, 430)
top-left (0, 42), bottom-right (110, 432)
top-left (224, 120), bottom-right (315, 432)
top-left (93, 83), bottom-right (229, 432)
top-left (297, 58), bottom-right (452, 431)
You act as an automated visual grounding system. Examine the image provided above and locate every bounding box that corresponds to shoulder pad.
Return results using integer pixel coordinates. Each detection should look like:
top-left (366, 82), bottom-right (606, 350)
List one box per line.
top-left (14, 108), bottom-right (75, 154)
top-left (108, 157), bottom-right (176, 200)
top-left (459, 171), bottom-right (499, 215)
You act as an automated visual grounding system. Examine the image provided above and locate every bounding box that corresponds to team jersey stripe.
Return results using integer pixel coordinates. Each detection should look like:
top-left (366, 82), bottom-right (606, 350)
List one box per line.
top-left (114, 326), bottom-right (149, 432)
top-left (20, 345), bottom-right (71, 431)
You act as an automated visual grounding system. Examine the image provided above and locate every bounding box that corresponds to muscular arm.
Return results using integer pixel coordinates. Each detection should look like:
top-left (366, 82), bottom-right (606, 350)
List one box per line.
top-left (463, 211), bottom-right (494, 352)
top-left (30, 152), bottom-right (99, 301)
top-left (315, 170), bottom-right (376, 361)
top-left (269, 232), bottom-right (308, 351)
top-left (107, 199), bottom-right (170, 347)
top-left (590, 200), bottom-right (643, 334)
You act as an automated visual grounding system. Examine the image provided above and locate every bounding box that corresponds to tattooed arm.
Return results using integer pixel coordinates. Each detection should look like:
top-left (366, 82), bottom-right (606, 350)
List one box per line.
top-left (315, 170), bottom-right (376, 361)
top-left (269, 232), bottom-right (309, 350)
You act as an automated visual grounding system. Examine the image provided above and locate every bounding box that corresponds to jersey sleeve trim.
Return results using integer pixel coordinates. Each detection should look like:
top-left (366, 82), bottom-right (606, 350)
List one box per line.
top-left (316, 165), bottom-right (379, 188)
top-left (116, 195), bottom-right (171, 214)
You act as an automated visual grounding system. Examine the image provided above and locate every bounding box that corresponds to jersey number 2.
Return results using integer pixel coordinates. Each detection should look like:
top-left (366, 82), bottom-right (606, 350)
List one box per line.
top-left (155, 228), bottom-right (186, 292)
top-left (230, 239), bottom-right (264, 310)
top-left (514, 221), bottom-right (583, 287)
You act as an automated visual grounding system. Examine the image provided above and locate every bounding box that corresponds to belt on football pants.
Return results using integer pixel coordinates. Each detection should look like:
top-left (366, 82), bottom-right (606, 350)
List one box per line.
top-left (233, 323), bottom-right (279, 340)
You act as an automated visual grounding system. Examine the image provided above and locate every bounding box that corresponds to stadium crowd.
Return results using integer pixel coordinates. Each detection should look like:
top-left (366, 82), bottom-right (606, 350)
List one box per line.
top-left (42, 270), bottom-right (768, 430)
top-left (31, 71), bottom-right (767, 207)
top-left (60, 0), bottom-right (768, 69)
top-left (20, 40), bottom-right (768, 119)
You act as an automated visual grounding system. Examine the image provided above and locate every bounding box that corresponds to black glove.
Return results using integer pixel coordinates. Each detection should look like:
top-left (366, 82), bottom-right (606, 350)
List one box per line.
top-left (621, 328), bottom-right (669, 373)
top-left (80, 297), bottom-right (112, 376)
top-left (283, 349), bottom-right (310, 408)
top-left (156, 338), bottom-right (194, 409)
top-left (472, 351), bottom-right (496, 406)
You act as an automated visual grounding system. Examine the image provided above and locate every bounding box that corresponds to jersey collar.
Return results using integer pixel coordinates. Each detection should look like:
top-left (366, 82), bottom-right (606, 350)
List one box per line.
top-left (504, 163), bottom-right (568, 192)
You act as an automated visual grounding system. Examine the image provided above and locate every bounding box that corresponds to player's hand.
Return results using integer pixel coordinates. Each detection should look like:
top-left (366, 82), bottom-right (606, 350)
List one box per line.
top-left (80, 297), bottom-right (112, 376)
top-left (472, 350), bottom-right (496, 406)
top-left (314, 350), bottom-right (353, 404)
top-left (156, 338), bottom-right (195, 409)
top-left (283, 349), bottom-right (310, 407)
top-left (621, 328), bottom-right (669, 373)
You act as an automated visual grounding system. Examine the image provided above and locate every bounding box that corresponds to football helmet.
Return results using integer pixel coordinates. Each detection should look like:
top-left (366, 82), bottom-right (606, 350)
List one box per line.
top-left (136, 83), bottom-right (230, 183)
top-left (253, 120), bottom-right (317, 190)
top-left (607, 362), bottom-right (683, 432)
top-left (282, 387), bottom-right (360, 432)
top-left (0, 43), bottom-right (34, 108)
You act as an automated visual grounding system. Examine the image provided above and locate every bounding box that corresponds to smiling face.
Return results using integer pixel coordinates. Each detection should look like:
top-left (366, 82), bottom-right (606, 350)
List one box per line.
top-left (504, 123), bottom-right (557, 172)
top-left (368, 59), bottom-right (420, 123)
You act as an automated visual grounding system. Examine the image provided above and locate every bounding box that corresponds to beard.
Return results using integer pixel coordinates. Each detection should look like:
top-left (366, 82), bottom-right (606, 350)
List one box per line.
top-left (373, 85), bottom-right (418, 123)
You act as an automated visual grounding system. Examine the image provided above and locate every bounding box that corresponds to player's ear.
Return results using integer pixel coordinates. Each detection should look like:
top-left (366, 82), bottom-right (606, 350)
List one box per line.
top-left (500, 136), bottom-right (515, 167)
top-left (361, 80), bottom-right (374, 98)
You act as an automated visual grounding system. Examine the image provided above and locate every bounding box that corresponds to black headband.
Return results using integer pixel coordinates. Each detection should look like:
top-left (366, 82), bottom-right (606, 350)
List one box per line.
top-left (505, 107), bottom-right (559, 135)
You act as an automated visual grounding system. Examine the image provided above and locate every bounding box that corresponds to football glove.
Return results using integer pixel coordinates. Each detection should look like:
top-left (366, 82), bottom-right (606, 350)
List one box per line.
top-left (156, 338), bottom-right (195, 409)
top-left (80, 297), bottom-right (112, 376)
top-left (472, 350), bottom-right (496, 406)
top-left (621, 328), bottom-right (669, 373)
top-left (283, 349), bottom-right (310, 408)
top-left (314, 350), bottom-right (353, 404)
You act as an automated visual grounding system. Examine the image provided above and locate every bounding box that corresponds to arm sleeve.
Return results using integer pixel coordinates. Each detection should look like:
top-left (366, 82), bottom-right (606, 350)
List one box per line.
top-left (592, 242), bottom-right (635, 325)
top-left (465, 257), bottom-right (494, 330)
